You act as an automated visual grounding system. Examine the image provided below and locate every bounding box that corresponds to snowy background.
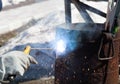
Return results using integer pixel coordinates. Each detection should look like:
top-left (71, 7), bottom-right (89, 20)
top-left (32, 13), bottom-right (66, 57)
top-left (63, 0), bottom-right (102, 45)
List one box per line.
top-left (0, 0), bottom-right (108, 83)
top-left (2, 0), bottom-right (26, 6)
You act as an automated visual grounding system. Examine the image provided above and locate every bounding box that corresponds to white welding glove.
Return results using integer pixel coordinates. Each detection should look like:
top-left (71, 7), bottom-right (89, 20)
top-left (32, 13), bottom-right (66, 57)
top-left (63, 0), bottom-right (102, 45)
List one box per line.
top-left (0, 51), bottom-right (38, 81)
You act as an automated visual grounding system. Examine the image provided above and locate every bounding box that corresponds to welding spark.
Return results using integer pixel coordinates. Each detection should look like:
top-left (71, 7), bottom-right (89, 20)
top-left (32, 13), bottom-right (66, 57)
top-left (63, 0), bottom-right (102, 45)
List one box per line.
top-left (56, 40), bottom-right (66, 53)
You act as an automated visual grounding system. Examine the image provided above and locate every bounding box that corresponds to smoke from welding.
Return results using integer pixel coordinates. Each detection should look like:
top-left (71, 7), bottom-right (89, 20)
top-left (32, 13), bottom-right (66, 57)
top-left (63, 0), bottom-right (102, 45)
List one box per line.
top-left (55, 23), bottom-right (103, 55)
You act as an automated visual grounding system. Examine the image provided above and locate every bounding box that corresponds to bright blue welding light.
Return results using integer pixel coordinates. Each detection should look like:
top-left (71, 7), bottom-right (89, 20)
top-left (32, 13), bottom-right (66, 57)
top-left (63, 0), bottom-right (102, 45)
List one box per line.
top-left (56, 40), bottom-right (66, 53)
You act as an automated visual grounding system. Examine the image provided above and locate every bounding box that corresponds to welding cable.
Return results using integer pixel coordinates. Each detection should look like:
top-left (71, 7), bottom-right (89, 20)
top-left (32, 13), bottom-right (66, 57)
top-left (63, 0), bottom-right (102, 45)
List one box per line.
top-left (0, 80), bottom-right (10, 84)
top-left (0, 75), bottom-right (16, 84)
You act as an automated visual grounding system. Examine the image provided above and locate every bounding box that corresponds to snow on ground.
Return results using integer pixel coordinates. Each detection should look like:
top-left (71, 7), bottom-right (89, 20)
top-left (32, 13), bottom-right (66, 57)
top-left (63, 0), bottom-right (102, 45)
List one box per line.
top-left (0, 10), bottom-right (65, 54)
top-left (0, 0), bottom-right (108, 34)
top-left (0, 0), bottom-right (64, 34)
top-left (2, 0), bottom-right (26, 7)
top-left (0, 0), bottom-right (108, 82)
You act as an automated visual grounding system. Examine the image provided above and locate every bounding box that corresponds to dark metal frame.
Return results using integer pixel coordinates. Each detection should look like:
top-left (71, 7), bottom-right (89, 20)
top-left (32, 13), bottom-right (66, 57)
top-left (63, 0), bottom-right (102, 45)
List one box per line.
top-left (64, 0), bottom-right (107, 24)
top-left (64, 0), bottom-right (120, 61)
top-left (64, 0), bottom-right (120, 30)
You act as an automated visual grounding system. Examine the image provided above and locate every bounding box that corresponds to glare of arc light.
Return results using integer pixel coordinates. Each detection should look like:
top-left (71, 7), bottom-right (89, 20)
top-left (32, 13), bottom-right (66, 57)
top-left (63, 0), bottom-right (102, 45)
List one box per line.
top-left (56, 40), bottom-right (66, 53)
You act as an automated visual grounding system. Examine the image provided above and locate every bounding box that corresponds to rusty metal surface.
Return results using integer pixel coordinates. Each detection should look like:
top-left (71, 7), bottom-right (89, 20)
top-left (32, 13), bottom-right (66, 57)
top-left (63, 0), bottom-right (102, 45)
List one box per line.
top-left (55, 23), bottom-right (119, 84)
top-left (117, 29), bottom-right (120, 73)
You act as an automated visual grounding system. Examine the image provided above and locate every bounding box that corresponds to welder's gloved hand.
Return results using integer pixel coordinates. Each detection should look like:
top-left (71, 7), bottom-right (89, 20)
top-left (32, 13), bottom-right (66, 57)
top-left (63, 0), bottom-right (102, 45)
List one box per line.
top-left (0, 51), bottom-right (38, 81)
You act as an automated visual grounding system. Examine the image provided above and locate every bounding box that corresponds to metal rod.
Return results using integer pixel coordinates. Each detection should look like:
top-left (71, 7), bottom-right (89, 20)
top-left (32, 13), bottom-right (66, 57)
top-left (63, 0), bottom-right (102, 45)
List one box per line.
top-left (78, 1), bottom-right (106, 18)
top-left (65, 0), bottom-right (72, 24)
top-left (72, 0), bottom-right (94, 23)
top-left (31, 48), bottom-right (53, 50)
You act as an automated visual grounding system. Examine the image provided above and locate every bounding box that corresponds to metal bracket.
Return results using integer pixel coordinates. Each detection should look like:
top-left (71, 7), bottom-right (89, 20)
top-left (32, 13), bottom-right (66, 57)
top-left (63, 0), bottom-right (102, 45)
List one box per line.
top-left (98, 32), bottom-right (114, 60)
